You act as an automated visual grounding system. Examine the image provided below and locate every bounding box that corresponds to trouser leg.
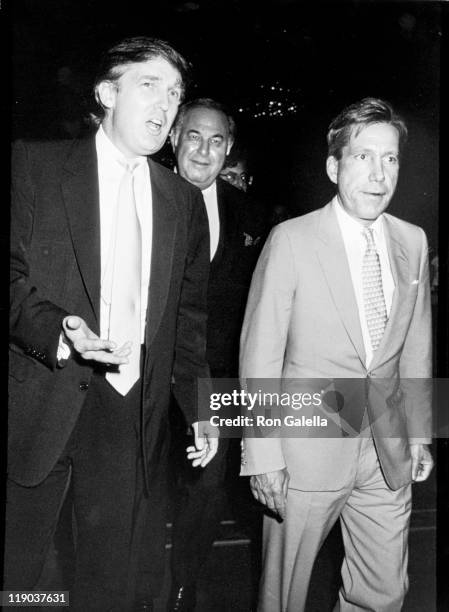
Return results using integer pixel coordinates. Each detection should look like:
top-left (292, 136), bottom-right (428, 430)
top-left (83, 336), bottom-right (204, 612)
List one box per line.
top-left (258, 488), bottom-right (349, 612)
top-left (129, 458), bottom-right (168, 603)
top-left (171, 431), bottom-right (229, 585)
top-left (69, 374), bottom-right (144, 611)
top-left (3, 461), bottom-right (72, 591)
top-left (336, 438), bottom-right (411, 612)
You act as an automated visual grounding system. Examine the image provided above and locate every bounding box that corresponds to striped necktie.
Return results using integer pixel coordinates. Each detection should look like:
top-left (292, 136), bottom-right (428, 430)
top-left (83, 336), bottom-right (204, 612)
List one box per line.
top-left (362, 227), bottom-right (387, 351)
top-left (106, 162), bottom-right (142, 395)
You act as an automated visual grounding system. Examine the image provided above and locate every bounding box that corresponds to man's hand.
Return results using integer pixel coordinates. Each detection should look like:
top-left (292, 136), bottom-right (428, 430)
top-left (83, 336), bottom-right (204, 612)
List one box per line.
top-left (186, 420), bottom-right (219, 468)
top-left (250, 468), bottom-right (290, 520)
top-left (62, 316), bottom-right (132, 364)
top-left (410, 443), bottom-right (434, 482)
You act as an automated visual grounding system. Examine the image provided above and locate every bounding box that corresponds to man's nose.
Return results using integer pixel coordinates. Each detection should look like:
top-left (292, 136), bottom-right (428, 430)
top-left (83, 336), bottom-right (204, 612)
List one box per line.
top-left (156, 89), bottom-right (170, 112)
top-left (198, 139), bottom-right (210, 156)
top-left (369, 157), bottom-right (385, 181)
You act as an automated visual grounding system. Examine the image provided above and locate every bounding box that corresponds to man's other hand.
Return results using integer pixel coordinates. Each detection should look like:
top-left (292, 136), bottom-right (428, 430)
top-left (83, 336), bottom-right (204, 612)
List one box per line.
top-left (62, 316), bottom-right (132, 364)
top-left (410, 443), bottom-right (434, 482)
top-left (250, 468), bottom-right (290, 520)
top-left (186, 420), bottom-right (219, 468)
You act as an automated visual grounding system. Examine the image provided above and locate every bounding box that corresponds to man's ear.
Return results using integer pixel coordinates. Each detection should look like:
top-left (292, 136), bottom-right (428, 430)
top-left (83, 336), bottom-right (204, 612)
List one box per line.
top-left (96, 80), bottom-right (117, 110)
top-left (326, 155), bottom-right (339, 185)
top-left (226, 138), bottom-right (234, 156)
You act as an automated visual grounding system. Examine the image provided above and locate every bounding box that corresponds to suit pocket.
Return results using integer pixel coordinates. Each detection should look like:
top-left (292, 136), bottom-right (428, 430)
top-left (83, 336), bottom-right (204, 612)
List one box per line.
top-left (9, 345), bottom-right (36, 382)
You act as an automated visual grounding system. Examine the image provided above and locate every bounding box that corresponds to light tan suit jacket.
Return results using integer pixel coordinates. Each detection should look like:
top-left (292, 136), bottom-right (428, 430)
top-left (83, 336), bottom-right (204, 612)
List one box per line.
top-left (240, 202), bottom-right (432, 491)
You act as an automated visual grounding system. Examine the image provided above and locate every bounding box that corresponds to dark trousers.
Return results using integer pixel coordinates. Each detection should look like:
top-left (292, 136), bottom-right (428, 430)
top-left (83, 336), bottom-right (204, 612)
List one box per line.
top-left (4, 373), bottom-right (167, 611)
top-left (170, 421), bottom-right (229, 586)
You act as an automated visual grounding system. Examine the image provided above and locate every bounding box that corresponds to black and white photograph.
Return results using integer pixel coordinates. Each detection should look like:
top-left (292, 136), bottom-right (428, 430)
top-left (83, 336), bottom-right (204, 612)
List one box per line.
top-left (5, 1), bottom-right (447, 611)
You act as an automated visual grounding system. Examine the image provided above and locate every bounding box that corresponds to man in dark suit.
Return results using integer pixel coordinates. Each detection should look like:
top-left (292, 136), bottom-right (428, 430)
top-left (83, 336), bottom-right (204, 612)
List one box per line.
top-left (7, 37), bottom-right (217, 611)
top-left (168, 98), bottom-right (263, 611)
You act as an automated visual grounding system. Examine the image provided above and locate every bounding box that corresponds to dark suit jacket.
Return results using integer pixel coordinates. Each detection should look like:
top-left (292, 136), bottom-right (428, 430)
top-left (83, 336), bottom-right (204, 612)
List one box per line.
top-left (206, 178), bottom-right (265, 378)
top-left (9, 137), bottom-right (211, 487)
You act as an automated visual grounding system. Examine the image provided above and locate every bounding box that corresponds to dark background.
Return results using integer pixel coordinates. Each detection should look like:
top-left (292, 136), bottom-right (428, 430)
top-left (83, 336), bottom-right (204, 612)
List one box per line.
top-left (11, 0), bottom-right (440, 250)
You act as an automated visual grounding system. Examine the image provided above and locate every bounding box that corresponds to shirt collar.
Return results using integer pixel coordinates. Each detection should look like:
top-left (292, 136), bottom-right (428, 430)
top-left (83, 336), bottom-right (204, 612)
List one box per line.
top-left (201, 181), bottom-right (217, 198)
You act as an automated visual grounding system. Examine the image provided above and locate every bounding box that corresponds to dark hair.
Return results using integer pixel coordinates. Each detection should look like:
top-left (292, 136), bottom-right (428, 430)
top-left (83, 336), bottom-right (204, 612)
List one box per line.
top-left (224, 143), bottom-right (249, 168)
top-left (93, 36), bottom-right (191, 119)
top-left (172, 97), bottom-right (236, 141)
top-left (327, 97), bottom-right (408, 159)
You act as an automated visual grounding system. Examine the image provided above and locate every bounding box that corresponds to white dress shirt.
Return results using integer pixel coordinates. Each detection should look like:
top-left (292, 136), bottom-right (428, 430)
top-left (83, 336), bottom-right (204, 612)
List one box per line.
top-left (58, 127), bottom-right (153, 360)
top-left (201, 181), bottom-right (220, 261)
top-left (333, 196), bottom-right (395, 368)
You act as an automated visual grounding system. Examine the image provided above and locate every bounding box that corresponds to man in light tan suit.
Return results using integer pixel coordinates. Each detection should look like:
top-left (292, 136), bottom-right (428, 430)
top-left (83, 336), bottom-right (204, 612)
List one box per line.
top-left (240, 98), bottom-right (434, 611)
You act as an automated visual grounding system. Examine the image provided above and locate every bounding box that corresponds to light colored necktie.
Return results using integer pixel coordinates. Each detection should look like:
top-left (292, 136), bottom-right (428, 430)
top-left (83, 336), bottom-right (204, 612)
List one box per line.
top-left (362, 227), bottom-right (387, 351)
top-left (106, 162), bottom-right (142, 395)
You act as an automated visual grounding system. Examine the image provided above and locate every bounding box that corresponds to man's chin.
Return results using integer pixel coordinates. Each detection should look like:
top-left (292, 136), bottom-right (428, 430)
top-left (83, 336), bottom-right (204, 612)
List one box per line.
top-left (183, 173), bottom-right (214, 191)
top-left (360, 199), bottom-right (391, 218)
top-left (142, 135), bottom-right (168, 156)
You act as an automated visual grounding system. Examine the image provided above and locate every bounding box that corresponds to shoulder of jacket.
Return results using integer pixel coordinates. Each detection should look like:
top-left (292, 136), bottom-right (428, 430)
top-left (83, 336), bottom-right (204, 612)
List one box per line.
top-left (273, 207), bottom-right (321, 235)
top-left (384, 212), bottom-right (426, 241)
top-left (150, 159), bottom-right (202, 197)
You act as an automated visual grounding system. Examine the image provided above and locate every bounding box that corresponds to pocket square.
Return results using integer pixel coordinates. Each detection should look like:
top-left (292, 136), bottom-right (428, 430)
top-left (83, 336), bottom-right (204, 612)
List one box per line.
top-left (243, 232), bottom-right (261, 247)
top-left (411, 279), bottom-right (419, 285)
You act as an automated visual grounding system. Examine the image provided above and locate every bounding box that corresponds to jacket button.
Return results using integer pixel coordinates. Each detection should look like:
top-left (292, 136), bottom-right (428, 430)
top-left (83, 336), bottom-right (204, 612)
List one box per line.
top-left (79, 381), bottom-right (89, 391)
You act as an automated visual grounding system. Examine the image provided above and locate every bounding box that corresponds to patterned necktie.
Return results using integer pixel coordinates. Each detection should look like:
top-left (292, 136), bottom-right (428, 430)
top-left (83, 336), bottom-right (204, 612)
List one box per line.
top-left (106, 162), bottom-right (142, 395)
top-left (362, 227), bottom-right (387, 351)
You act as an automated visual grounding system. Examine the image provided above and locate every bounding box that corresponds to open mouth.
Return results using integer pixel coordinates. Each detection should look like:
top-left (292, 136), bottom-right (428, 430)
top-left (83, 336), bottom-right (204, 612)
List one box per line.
top-left (147, 119), bottom-right (163, 133)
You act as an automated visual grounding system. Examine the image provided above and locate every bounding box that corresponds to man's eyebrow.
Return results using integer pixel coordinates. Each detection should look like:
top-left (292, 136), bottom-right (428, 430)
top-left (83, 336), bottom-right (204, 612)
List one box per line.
top-left (185, 129), bottom-right (225, 140)
top-left (137, 74), bottom-right (183, 88)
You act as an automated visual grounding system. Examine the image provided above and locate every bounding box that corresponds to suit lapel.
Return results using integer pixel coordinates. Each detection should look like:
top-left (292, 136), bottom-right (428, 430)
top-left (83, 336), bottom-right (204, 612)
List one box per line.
top-left (369, 214), bottom-right (409, 369)
top-left (145, 160), bottom-right (178, 348)
top-left (61, 138), bottom-right (101, 325)
top-left (315, 203), bottom-right (366, 368)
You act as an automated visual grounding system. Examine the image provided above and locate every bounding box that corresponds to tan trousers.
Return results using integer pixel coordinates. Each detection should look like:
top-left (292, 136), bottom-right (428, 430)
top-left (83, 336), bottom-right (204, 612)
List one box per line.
top-left (258, 438), bottom-right (411, 612)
